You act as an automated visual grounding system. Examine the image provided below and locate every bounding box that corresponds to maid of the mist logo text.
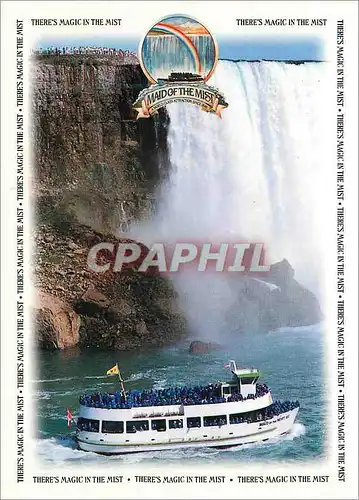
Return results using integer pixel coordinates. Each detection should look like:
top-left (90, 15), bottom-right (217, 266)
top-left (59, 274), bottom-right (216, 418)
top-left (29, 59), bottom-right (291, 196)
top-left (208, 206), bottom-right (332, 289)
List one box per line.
top-left (133, 15), bottom-right (228, 119)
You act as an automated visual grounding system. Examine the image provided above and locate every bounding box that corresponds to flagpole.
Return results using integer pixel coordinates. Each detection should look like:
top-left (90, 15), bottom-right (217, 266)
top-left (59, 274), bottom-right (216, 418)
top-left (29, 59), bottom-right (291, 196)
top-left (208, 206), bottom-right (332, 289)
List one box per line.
top-left (117, 363), bottom-right (127, 402)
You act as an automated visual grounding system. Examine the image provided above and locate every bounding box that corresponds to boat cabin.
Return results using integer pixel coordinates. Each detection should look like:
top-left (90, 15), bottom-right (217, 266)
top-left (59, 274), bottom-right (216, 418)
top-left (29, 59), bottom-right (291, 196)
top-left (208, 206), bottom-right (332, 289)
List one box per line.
top-left (222, 360), bottom-right (260, 399)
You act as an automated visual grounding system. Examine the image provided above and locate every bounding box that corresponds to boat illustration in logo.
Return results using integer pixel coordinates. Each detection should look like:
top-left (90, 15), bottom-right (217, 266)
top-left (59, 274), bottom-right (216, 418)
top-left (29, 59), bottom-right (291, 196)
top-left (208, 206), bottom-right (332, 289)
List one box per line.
top-left (134, 15), bottom-right (228, 118)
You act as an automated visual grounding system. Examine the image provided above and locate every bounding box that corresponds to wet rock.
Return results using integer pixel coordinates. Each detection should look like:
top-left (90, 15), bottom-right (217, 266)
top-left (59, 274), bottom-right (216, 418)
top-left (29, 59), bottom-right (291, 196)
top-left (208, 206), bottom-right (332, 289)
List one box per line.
top-left (68, 240), bottom-right (78, 250)
top-left (44, 234), bottom-right (54, 243)
top-left (226, 259), bottom-right (322, 333)
top-left (74, 287), bottom-right (111, 317)
top-left (83, 287), bottom-right (110, 307)
top-left (73, 248), bottom-right (86, 255)
top-left (266, 258), bottom-right (295, 287)
top-left (136, 320), bottom-right (149, 336)
top-left (33, 222), bottom-right (188, 350)
top-left (189, 340), bottom-right (223, 354)
top-left (107, 299), bottom-right (133, 321)
top-left (33, 290), bottom-right (80, 349)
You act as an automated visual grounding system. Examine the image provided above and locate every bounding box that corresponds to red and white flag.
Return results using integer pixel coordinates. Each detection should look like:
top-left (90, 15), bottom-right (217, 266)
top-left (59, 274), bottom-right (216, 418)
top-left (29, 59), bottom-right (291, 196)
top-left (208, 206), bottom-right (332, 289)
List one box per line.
top-left (66, 408), bottom-right (73, 428)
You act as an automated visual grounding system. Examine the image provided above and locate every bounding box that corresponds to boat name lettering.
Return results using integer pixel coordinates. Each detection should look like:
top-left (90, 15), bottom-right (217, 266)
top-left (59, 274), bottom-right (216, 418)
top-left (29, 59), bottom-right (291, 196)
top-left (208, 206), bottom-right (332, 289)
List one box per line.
top-left (259, 414), bottom-right (286, 427)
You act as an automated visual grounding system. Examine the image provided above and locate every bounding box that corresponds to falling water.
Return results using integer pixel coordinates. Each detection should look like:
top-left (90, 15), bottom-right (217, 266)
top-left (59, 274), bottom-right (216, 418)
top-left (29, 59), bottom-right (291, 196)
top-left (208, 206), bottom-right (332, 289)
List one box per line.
top-left (131, 60), bottom-right (330, 340)
top-left (141, 35), bottom-right (216, 80)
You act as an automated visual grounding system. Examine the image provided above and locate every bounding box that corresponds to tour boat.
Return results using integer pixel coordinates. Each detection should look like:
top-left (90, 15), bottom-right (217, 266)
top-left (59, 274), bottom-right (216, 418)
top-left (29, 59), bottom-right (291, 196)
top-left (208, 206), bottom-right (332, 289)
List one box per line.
top-left (157, 72), bottom-right (205, 84)
top-left (75, 361), bottom-right (300, 454)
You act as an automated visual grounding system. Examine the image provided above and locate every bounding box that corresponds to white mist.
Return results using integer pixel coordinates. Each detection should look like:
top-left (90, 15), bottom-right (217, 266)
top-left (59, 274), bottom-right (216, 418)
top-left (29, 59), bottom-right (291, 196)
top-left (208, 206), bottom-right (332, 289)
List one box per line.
top-left (130, 61), bottom-right (330, 340)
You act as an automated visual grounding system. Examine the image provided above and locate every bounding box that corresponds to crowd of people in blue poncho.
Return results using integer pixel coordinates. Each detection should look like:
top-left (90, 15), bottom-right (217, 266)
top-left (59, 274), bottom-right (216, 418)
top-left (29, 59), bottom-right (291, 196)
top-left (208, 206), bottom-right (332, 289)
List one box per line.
top-left (79, 383), bottom-right (271, 409)
top-left (227, 383), bottom-right (269, 402)
top-left (230, 400), bottom-right (300, 424)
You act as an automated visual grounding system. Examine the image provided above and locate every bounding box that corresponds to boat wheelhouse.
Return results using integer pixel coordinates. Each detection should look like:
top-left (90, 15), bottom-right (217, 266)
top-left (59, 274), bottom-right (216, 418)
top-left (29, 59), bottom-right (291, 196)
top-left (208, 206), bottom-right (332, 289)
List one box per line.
top-left (76, 361), bottom-right (299, 454)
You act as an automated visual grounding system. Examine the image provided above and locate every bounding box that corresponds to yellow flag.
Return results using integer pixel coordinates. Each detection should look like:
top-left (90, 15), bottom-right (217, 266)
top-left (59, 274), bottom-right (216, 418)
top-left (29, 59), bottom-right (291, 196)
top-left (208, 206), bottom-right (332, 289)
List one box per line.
top-left (106, 364), bottom-right (119, 376)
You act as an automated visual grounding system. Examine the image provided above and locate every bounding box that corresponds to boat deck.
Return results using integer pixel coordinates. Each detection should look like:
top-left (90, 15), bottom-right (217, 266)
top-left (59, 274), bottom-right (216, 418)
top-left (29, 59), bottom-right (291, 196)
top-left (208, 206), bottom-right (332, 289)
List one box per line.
top-left (79, 383), bottom-right (270, 410)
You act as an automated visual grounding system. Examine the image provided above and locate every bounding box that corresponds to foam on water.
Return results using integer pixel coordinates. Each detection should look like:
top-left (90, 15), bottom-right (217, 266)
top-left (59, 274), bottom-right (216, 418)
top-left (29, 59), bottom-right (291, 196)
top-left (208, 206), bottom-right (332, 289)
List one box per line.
top-left (271, 323), bottom-right (324, 334)
top-left (33, 377), bottom-right (77, 383)
top-left (124, 370), bottom-right (155, 382)
top-left (34, 391), bottom-right (52, 400)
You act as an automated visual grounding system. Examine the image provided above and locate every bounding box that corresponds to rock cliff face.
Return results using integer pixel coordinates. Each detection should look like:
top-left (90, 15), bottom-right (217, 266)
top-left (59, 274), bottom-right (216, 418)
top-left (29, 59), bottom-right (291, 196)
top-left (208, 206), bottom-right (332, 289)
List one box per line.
top-left (33, 221), bottom-right (187, 350)
top-left (226, 260), bottom-right (322, 334)
top-left (32, 56), bottom-right (168, 233)
top-left (32, 55), bottom-right (185, 350)
top-left (189, 341), bottom-right (224, 354)
top-left (34, 291), bottom-right (81, 349)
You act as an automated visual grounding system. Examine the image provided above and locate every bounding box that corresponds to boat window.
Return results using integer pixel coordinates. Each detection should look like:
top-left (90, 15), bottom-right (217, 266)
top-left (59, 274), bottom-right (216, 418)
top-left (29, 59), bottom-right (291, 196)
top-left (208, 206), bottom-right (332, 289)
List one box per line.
top-left (187, 417), bottom-right (201, 428)
top-left (203, 415), bottom-right (227, 427)
top-left (151, 419), bottom-right (166, 432)
top-left (223, 386), bottom-right (230, 395)
top-left (102, 420), bottom-right (124, 434)
top-left (169, 419), bottom-right (183, 429)
top-left (76, 417), bottom-right (99, 433)
top-left (230, 413), bottom-right (244, 424)
top-left (240, 377), bottom-right (255, 385)
top-left (126, 420), bottom-right (149, 433)
top-left (230, 411), bottom-right (257, 424)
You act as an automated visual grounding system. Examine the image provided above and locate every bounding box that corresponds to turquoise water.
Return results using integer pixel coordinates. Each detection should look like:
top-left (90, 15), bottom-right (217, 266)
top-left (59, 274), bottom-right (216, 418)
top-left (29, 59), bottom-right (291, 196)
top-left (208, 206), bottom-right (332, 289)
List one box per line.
top-left (35, 325), bottom-right (326, 465)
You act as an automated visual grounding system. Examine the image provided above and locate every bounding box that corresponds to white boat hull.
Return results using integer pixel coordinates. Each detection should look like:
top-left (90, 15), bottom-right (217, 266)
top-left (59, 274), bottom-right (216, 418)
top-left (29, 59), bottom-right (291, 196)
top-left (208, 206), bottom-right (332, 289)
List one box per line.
top-left (76, 407), bottom-right (299, 455)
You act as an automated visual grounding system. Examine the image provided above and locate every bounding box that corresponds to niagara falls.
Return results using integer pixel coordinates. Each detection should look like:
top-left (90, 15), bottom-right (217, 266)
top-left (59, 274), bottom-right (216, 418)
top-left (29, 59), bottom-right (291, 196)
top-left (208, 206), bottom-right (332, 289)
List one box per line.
top-left (32, 45), bottom-right (328, 466)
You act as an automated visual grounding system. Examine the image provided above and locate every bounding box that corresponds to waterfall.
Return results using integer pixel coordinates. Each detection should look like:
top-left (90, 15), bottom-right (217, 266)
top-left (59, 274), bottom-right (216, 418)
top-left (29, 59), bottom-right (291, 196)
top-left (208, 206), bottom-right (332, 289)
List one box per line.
top-left (130, 60), bottom-right (330, 340)
top-left (142, 35), bottom-right (216, 80)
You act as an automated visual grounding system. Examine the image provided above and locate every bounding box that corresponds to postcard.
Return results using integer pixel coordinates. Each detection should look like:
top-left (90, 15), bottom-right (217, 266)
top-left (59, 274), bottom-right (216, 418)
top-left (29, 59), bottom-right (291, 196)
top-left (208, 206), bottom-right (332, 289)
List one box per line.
top-left (1, 1), bottom-right (358, 499)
